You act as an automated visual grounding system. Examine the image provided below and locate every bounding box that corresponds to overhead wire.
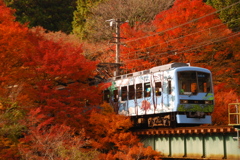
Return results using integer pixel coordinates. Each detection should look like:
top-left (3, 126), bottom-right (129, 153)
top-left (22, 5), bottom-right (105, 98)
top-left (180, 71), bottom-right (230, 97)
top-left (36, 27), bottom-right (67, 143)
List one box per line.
top-left (120, 17), bottom-right (240, 60)
top-left (122, 31), bottom-right (240, 64)
top-left (122, 0), bottom-right (240, 44)
top-left (84, 0), bottom-right (240, 63)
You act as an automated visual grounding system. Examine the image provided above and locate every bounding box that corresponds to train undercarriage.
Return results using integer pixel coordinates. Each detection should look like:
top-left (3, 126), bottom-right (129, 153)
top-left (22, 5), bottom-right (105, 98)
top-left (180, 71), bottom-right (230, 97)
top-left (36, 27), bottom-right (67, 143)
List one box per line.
top-left (132, 113), bottom-right (175, 128)
top-left (131, 112), bottom-right (209, 128)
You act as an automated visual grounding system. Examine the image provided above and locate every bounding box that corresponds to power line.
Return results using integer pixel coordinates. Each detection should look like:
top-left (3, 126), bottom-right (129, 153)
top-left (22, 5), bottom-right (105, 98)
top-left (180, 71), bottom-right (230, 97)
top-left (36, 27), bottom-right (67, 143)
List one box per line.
top-left (120, 17), bottom-right (240, 58)
top-left (83, 0), bottom-right (240, 57)
top-left (123, 0), bottom-right (240, 44)
top-left (122, 32), bottom-right (240, 63)
top-left (86, 0), bottom-right (240, 64)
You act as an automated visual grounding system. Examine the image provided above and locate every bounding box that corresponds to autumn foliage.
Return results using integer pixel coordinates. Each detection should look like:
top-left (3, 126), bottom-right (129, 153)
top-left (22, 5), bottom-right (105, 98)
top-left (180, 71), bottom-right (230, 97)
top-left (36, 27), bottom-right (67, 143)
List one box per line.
top-left (118, 0), bottom-right (240, 124)
top-left (0, 1), bottom-right (161, 159)
top-left (0, 0), bottom-right (239, 159)
top-left (19, 108), bottom-right (99, 160)
top-left (87, 103), bottom-right (160, 160)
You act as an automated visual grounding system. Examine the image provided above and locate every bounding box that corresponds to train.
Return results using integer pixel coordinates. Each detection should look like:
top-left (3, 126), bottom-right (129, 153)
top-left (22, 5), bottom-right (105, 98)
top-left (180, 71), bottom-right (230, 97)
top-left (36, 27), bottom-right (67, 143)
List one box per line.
top-left (103, 63), bottom-right (214, 127)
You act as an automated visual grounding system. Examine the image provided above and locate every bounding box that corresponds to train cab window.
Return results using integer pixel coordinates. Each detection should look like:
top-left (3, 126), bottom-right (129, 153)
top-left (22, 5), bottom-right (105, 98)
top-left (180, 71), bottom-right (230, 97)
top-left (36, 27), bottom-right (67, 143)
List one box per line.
top-left (103, 90), bottom-right (110, 102)
top-left (178, 71), bottom-right (197, 95)
top-left (197, 72), bottom-right (212, 93)
top-left (178, 71), bottom-right (212, 95)
top-left (129, 85), bottom-right (135, 100)
top-left (155, 82), bottom-right (161, 96)
top-left (113, 89), bottom-right (118, 102)
top-left (121, 86), bottom-right (127, 101)
top-left (144, 83), bottom-right (151, 97)
top-left (136, 84), bottom-right (142, 99)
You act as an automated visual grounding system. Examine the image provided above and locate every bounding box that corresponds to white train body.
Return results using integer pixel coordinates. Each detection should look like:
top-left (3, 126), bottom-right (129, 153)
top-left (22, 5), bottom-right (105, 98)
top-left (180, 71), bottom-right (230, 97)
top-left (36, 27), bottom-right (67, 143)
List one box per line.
top-left (104, 63), bottom-right (214, 127)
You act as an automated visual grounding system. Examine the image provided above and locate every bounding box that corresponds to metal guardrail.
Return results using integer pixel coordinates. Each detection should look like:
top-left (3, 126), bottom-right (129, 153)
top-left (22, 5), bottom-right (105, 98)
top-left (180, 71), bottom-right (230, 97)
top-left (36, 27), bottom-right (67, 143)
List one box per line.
top-left (228, 103), bottom-right (240, 126)
top-left (228, 103), bottom-right (240, 148)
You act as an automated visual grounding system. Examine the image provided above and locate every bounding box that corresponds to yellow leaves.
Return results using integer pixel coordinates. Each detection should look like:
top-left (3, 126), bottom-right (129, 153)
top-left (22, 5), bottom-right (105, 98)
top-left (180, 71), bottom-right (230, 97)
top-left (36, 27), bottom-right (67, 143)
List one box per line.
top-left (100, 102), bottom-right (114, 114)
top-left (0, 136), bottom-right (20, 159)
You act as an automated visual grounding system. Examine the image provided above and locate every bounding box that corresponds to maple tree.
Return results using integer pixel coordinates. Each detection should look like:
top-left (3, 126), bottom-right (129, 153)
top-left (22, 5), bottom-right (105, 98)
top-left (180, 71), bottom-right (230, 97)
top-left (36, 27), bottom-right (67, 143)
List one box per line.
top-left (86, 103), bottom-right (161, 160)
top-left (204, 36), bottom-right (240, 94)
top-left (0, 2), bottom-right (30, 158)
top-left (120, 0), bottom-right (232, 72)
top-left (0, 2), bottom-right (104, 158)
top-left (212, 89), bottom-right (239, 125)
top-left (113, 0), bottom-right (240, 125)
top-left (1, 0), bottom-right (240, 158)
top-left (0, 0), bottom-right (33, 104)
top-left (20, 26), bottom-right (105, 131)
top-left (19, 108), bottom-right (99, 160)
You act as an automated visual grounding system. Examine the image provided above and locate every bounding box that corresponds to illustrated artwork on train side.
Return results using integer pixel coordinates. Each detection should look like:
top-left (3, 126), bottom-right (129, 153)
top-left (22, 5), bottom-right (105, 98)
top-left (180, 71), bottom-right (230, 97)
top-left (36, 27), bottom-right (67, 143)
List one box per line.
top-left (103, 63), bottom-right (214, 127)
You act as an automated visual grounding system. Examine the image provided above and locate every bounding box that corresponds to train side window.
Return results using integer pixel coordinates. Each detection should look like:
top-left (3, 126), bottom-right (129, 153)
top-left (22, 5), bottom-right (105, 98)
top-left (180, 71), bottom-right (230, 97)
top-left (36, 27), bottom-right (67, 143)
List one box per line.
top-left (121, 86), bottom-right (127, 101)
top-left (129, 85), bottom-right (135, 100)
top-left (136, 84), bottom-right (142, 99)
top-left (103, 90), bottom-right (110, 102)
top-left (114, 89), bottom-right (118, 102)
top-left (144, 82), bottom-right (151, 97)
top-left (168, 81), bottom-right (171, 94)
top-left (155, 82), bottom-right (161, 96)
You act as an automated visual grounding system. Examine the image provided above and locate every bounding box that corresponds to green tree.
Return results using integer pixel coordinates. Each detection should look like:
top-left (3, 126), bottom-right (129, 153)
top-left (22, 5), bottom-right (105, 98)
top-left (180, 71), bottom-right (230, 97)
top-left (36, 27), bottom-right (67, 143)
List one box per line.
top-left (206, 0), bottom-right (240, 32)
top-left (0, 101), bottom-right (26, 159)
top-left (72, 0), bottom-right (104, 40)
top-left (4, 0), bottom-right (76, 33)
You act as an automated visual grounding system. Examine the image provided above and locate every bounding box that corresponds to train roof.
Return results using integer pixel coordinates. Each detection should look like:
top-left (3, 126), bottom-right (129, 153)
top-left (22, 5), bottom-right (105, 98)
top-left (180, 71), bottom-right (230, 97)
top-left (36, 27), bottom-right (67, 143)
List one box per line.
top-left (111, 63), bottom-right (190, 81)
top-left (150, 62), bottom-right (190, 72)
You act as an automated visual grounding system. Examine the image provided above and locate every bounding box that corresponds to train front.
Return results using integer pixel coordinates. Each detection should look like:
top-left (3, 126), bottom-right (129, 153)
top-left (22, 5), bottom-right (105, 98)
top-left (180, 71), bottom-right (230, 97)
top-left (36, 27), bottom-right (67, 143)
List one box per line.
top-left (175, 67), bottom-right (214, 124)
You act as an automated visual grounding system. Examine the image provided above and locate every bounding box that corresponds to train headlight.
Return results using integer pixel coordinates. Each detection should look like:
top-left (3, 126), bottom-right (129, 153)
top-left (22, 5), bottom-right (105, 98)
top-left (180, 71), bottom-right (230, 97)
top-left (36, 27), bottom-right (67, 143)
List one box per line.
top-left (205, 100), bottom-right (213, 104)
top-left (180, 100), bottom-right (188, 104)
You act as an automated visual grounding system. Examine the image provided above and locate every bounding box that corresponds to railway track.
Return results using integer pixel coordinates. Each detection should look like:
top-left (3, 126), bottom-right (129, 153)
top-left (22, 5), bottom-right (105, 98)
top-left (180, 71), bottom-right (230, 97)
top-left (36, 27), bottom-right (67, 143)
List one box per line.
top-left (132, 125), bottom-right (237, 136)
top-left (132, 125), bottom-right (240, 159)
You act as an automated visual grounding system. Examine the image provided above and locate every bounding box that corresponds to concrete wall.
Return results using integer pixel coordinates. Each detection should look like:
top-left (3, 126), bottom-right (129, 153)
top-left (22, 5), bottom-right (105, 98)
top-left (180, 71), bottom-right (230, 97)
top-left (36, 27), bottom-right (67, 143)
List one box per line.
top-left (141, 133), bottom-right (240, 159)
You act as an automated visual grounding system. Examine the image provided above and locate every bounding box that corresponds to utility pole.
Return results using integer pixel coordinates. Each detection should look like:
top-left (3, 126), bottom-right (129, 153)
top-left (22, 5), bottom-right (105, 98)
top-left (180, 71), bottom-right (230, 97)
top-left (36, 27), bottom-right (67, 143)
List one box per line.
top-left (115, 19), bottom-right (121, 76)
top-left (106, 19), bottom-right (125, 77)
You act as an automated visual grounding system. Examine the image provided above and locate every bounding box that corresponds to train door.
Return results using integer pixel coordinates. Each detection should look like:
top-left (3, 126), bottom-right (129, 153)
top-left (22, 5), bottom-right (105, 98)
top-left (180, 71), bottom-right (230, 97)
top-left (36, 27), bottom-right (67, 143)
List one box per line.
top-left (160, 71), bottom-right (175, 113)
top-left (128, 80), bottom-right (136, 115)
top-left (152, 72), bottom-right (163, 113)
top-left (135, 82), bottom-right (143, 116)
top-left (154, 81), bottom-right (162, 113)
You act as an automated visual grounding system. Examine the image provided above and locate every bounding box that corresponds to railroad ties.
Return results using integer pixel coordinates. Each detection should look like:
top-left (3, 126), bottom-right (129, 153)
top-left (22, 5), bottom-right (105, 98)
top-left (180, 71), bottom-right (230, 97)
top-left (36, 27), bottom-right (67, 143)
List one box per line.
top-left (133, 125), bottom-right (236, 136)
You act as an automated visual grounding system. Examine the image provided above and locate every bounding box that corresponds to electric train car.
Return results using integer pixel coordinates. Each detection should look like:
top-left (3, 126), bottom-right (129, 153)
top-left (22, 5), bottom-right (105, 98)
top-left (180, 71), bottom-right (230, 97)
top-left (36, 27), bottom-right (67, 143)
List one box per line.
top-left (104, 63), bottom-right (214, 127)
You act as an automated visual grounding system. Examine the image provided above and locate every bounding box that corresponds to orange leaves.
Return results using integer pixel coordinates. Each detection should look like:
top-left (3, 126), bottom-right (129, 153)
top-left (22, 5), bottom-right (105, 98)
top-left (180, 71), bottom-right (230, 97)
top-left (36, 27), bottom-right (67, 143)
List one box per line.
top-left (212, 89), bottom-right (239, 125)
top-left (1, 1), bottom-right (159, 159)
top-left (0, 1), bottom-right (32, 102)
top-left (120, 0), bottom-right (232, 72)
top-left (18, 27), bottom-right (103, 129)
top-left (19, 119), bottom-right (98, 159)
top-left (0, 1), bottom-right (15, 24)
top-left (27, 28), bottom-right (97, 81)
top-left (0, 136), bottom-right (20, 159)
top-left (87, 108), bottom-right (161, 159)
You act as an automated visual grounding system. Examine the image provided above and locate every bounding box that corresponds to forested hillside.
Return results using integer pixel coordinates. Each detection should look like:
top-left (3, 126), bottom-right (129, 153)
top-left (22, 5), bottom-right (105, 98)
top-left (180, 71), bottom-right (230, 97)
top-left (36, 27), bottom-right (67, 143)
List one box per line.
top-left (0, 0), bottom-right (239, 159)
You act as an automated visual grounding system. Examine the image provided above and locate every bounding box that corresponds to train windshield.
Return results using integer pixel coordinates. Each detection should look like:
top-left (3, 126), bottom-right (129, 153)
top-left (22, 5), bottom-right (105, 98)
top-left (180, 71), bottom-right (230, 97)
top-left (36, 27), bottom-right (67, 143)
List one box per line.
top-left (178, 71), bottom-right (212, 95)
